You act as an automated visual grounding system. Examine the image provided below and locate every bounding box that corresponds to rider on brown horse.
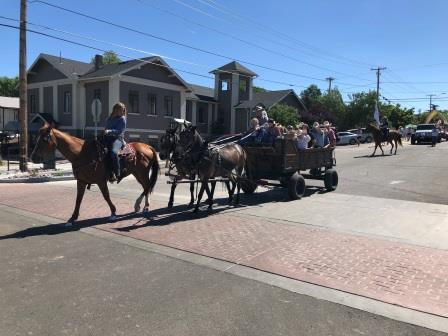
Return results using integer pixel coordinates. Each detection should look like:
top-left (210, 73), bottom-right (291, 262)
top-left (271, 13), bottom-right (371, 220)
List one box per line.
top-left (104, 102), bottom-right (127, 181)
top-left (380, 116), bottom-right (389, 141)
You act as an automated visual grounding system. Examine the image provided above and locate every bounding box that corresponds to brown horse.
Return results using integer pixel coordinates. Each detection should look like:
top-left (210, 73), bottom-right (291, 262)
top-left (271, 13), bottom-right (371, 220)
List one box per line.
top-left (31, 123), bottom-right (159, 226)
top-left (366, 123), bottom-right (403, 156)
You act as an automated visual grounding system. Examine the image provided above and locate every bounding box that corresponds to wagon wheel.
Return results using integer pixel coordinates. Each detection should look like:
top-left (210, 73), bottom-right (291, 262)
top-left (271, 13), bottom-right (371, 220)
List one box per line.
top-left (324, 169), bottom-right (338, 191)
top-left (240, 179), bottom-right (258, 194)
top-left (288, 172), bottom-right (306, 200)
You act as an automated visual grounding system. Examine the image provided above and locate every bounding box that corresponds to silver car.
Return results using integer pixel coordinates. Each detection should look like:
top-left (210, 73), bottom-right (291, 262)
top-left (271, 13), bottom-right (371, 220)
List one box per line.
top-left (336, 132), bottom-right (359, 145)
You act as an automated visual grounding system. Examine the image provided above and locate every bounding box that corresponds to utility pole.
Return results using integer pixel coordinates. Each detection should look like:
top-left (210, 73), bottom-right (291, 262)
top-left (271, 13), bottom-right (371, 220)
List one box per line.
top-left (371, 67), bottom-right (386, 105)
top-left (325, 77), bottom-right (335, 93)
top-left (427, 94), bottom-right (435, 112)
top-left (19, 0), bottom-right (28, 172)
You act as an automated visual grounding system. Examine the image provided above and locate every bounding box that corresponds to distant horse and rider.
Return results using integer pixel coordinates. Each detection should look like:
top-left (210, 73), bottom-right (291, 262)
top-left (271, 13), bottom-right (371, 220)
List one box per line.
top-left (366, 117), bottom-right (403, 156)
top-left (31, 102), bottom-right (159, 226)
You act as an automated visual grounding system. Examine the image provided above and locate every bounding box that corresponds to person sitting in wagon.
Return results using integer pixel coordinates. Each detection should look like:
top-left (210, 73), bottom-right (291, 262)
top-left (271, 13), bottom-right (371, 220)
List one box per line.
top-left (254, 105), bottom-right (269, 127)
top-left (262, 118), bottom-right (282, 144)
top-left (296, 129), bottom-right (311, 150)
top-left (310, 121), bottom-right (330, 148)
top-left (239, 118), bottom-right (261, 145)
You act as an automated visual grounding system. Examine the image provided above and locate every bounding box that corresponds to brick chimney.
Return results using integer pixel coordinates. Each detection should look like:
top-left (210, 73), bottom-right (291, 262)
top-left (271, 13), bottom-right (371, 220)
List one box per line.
top-left (94, 54), bottom-right (103, 70)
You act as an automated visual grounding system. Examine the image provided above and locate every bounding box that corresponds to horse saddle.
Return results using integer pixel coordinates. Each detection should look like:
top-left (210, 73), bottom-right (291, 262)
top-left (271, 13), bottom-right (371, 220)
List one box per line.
top-left (118, 144), bottom-right (136, 161)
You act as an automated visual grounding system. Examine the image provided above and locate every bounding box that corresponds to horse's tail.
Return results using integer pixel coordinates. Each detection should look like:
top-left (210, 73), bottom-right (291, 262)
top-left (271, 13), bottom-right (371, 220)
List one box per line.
top-left (398, 135), bottom-right (403, 147)
top-left (148, 147), bottom-right (159, 194)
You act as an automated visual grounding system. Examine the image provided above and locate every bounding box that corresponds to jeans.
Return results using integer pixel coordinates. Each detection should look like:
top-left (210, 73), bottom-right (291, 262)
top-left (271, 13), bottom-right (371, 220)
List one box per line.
top-left (108, 137), bottom-right (123, 177)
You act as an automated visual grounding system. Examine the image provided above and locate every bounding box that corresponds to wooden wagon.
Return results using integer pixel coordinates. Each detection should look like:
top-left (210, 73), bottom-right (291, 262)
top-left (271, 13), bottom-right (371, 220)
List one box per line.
top-left (241, 138), bottom-right (338, 200)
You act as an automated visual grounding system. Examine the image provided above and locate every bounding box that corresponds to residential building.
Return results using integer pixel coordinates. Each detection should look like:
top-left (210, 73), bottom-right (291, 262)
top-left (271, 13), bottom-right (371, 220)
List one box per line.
top-left (0, 96), bottom-right (19, 133)
top-left (26, 53), bottom-right (306, 147)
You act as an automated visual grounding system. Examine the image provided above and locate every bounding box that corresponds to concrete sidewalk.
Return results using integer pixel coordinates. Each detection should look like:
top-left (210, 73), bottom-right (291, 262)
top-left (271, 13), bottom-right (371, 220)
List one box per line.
top-left (1, 183), bottom-right (448, 332)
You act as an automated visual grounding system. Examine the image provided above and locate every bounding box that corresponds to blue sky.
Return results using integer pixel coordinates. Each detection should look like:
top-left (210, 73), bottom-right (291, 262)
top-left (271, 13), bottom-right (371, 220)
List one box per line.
top-left (1, 0), bottom-right (448, 111)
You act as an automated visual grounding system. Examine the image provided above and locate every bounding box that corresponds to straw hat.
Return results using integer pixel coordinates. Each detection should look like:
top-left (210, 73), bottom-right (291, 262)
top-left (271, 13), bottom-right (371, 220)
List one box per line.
top-left (323, 121), bottom-right (331, 127)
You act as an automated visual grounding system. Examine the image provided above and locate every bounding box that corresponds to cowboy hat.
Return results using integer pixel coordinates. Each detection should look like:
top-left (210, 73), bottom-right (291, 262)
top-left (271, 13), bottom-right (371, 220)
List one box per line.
top-left (312, 121), bottom-right (320, 128)
top-left (323, 121), bottom-right (331, 127)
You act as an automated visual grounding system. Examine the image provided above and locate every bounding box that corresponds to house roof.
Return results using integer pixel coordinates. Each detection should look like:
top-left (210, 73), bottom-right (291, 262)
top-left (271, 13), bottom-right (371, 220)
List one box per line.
top-left (186, 83), bottom-right (216, 102)
top-left (80, 57), bottom-right (157, 79)
top-left (0, 96), bottom-right (19, 109)
top-left (32, 54), bottom-right (93, 78)
top-left (210, 61), bottom-right (258, 77)
top-left (236, 89), bottom-right (298, 109)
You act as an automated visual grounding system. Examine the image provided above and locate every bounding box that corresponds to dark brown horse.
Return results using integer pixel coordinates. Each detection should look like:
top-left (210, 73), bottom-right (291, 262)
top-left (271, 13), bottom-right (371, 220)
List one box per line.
top-left (179, 126), bottom-right (246, 212)
top-left (159, 127), bottom-right (196, 207)
top-left (31, 123), bottom-right (159, 226)
top-left (366, 123), bottom-right (403, 156)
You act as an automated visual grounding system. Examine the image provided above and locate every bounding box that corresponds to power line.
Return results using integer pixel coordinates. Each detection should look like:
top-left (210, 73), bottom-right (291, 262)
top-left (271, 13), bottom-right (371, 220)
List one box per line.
top-left (29, 0), bottom-right (370, 86)
top-left (193, 0), bottom-right (375, 69)
top-left (138, 0), bottom-right (373, 81)
top-left (0, 21), bottom-right (338, 94)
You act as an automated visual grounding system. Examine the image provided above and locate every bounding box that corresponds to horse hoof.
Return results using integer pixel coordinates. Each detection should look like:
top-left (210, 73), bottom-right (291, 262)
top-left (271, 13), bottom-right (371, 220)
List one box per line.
top-left (142, 207), bottom-right (149, 213)
top-left (168, 203), bottom-right (173, 208)
top-left (109, 215), bottom-right (117, 222)
top-left (134, 206), bottom-right (141, 213)
top-left (64, 221), bottom-right (73, 228)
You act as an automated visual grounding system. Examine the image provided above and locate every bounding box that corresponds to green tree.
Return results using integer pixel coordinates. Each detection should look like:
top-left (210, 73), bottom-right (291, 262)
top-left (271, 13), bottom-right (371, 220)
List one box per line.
top-left (253, 86), bottom-right (267, 93)
top-left (381, 103), bottom-right (415, 128)
top-left (318, 88), bottom-right (346, 126)
top-left (268, 103), bottom-right (299, 127)
top-left (300, 84), bottom-right (322, 109)
top-left (91, 51), bottom-right (121, 65)
top-left (343, 91), bottom-right (377, 129)
top-left (0, 76), bottom-right (19, 97)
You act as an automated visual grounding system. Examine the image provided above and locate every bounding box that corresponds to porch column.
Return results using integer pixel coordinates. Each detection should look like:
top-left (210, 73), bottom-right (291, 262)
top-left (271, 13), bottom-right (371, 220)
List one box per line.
top-left (191, 100), bottom-right (197, 125)
top-left (230, 73), bottom-right (239, 133)
top-left (52, 85), bottom-right (58, 121)
top-left (79, 83), bottom-right (86, 137)
top-left (180, 90), bottom-right (186, 119)
top-left (109, 76), bottom-right (120, 115)
top-left (38, 86), bottom-right (44, 113)
top-left (72, 82), bottom-right (78, 130)
top-left (207, 103), bottom-right (212, 134)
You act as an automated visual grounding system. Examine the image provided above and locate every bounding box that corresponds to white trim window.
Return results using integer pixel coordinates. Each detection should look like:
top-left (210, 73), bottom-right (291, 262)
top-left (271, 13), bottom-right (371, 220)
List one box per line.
top-left (30, 94), bottom-right (37, 114)
top-left (148, 94), bottom-right (157, 116)
top-left (63, 91), bottom-right (71, 114)
top-left (164, 96), bottom-right (173, 116)
top-left (129, 91), bottom-right (140, 114)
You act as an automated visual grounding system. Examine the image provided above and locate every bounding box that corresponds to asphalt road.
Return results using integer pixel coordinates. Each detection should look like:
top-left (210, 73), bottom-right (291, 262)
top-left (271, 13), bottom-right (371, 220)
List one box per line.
top-left (0, 208), bottom-right (443, 336)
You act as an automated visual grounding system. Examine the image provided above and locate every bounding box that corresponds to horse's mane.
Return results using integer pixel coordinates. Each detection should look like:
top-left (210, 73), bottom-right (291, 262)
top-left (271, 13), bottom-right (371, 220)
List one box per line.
top-left (53, 128), bottom-right (85, 145)
top-left (368, 123), bottom-right (380, 131)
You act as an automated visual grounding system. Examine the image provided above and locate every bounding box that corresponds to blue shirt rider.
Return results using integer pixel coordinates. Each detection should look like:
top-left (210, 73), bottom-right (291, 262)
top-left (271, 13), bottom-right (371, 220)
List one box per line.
top-left (104, 102), bottom-right (127, 181)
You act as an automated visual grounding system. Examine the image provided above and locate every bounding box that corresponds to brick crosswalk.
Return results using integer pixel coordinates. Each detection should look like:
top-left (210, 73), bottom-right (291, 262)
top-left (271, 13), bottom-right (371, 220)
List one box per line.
top-left (1, 183), bottom-right (448, 317)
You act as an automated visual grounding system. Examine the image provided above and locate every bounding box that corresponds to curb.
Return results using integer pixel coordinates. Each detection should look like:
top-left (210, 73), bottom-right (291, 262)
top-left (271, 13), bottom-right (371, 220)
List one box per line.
top-left (0, 175), bottom-right (75, 184)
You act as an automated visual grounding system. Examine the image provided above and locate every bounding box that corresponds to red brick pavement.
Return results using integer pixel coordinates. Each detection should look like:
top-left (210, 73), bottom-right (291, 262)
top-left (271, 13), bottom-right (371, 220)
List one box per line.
top-left (1, 184), bottom-right (448, 317)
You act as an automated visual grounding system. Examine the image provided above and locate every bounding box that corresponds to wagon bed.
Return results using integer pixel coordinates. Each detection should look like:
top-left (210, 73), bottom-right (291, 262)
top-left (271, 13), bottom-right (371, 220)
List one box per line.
top-left (241, 138), bottom-right (338, 200)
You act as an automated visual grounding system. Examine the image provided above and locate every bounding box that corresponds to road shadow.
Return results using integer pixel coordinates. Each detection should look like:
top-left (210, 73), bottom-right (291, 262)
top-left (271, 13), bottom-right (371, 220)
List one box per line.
top-left (0, 211), bottom-right (144, 240)
top-left (353, 153), bottom-right (394, 158)
top-left (0, 183), bottom-right (328, 239)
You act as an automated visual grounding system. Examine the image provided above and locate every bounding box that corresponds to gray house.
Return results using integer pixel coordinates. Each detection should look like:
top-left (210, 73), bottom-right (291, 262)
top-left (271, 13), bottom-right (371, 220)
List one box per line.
top-left (26, 53), bottom-right (305, 146)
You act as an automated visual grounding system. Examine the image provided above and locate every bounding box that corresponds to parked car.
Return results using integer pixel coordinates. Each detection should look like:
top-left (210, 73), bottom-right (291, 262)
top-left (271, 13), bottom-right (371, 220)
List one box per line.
top-left (336, 132), bottom-right (359, 145)
top-left (346, 128), bottom-right (373, 143)
top-left (411, 124), bottom-right (441, 144)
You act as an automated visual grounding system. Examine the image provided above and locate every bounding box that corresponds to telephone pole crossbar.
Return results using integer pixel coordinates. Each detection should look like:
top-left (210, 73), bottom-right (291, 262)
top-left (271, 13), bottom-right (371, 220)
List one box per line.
top-left (325, 77), bottom-right (335, 93)
top-left (371, 67), bottom-right (386, 105)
